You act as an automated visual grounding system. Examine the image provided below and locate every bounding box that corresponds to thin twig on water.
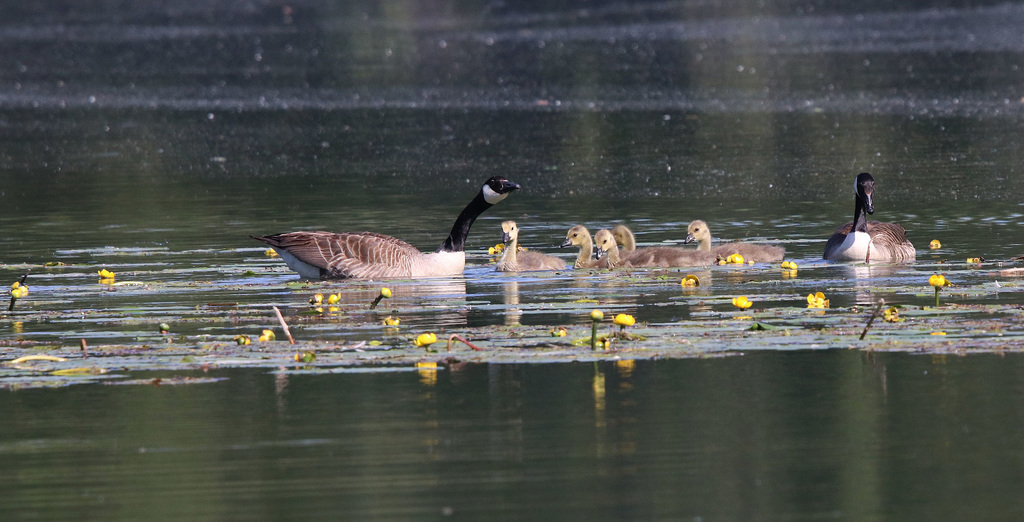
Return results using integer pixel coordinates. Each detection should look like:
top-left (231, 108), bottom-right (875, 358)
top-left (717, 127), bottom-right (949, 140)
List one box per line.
top-left (273, 306), bottom-right (296, 344)
top-left (446, 333), bottom-right (482, 352)
top-left (859, 299), bottom-right (886, 341)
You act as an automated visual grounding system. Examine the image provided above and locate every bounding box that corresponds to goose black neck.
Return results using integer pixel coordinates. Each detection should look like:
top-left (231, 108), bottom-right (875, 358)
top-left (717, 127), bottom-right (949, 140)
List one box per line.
top-left (438, 192), bottom-right (491, 253)
top-left (852, 194), bottom-right (869, 233)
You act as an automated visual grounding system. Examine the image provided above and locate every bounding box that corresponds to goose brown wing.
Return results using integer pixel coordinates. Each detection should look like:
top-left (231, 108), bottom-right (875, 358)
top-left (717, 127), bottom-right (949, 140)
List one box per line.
top-left (866, 222), bottom-right (916, 262)
top-left (256, 231), bottom-right (421, 278)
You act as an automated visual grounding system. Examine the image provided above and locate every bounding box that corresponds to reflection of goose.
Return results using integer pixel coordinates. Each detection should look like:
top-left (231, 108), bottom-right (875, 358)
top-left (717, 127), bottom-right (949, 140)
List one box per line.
top-left (496, 221), bottom-right (566, 272)
top-left (594, 229), bottom-right (715, 268)
top-left (823, 173), bottom-right (916, 263)
top-left (253, 176), bottom-right (520, 279)
top-left (684, 220), bottom-right (785, 263)
top-left (560, 225), bottom-right (607, 269)
top-left (611, 225), bottom-right (636, 251)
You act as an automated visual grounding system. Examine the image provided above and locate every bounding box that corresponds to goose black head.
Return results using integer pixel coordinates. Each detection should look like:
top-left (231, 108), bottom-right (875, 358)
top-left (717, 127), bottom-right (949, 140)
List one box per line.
top-left (482, 176), bottom-right (521, 205)
top-left (855, 172), bottom-right (875, 215)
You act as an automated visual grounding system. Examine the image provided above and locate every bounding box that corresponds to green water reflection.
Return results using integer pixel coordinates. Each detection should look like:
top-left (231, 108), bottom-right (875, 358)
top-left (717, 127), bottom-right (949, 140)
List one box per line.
top-left (3, 352), bottom-right (1024, 520)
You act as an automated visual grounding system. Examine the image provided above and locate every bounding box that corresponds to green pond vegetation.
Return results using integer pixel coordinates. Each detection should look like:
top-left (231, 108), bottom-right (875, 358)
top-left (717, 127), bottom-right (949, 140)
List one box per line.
top-left (3, 247), bottom-right (1023, 390)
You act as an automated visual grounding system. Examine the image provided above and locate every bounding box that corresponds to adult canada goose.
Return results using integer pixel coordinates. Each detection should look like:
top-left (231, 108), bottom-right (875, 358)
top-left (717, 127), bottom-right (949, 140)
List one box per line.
top-left (560, 225), bottom-right (607, 269)
top-left (684, 220), bottom-right (786, 263)
top-left (253, 176), bottom-right (521, 279)
top-left (823, 172), bottom-right (916, 263)
top-left (495, 221), bottom-right (566, 272)
top-left (611, 225), bottom-right (636, 251)
top-left (594, 229), bottom-right (716, 269)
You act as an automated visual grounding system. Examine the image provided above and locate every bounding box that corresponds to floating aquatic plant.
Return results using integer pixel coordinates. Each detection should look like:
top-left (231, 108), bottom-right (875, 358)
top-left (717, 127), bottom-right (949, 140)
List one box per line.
top-left (781, 261), bottom-right (798, 270)
top-left (326, 293), bottom-right (341, 304)
top-left (930, 239), bottom-right (942, 249)
top-left (929, 274), bottom-right (951, 306)
top-left (613, 314), bottom-right (635, 331)
top-left (259, 329), bottom-right (276, 342)
top-left (98, 269), bottom-right (116, 283)
top-left (370, 287), bottom-right (392, 309)
top-left (382, 316), bottom-right (401, 326)
top-left (966, 257), bottom-right (983, 264)
top-left (732, 296), bottom-right (753, 309)
top-left (807, 292), bottom-right (830, 309)
top-left (681, 275), bottom-right (700, 287)
top-left (550, 326), bottom-right (567, 337)
top-left (10, 282), bottom-right (28, 299)
top-left (720, 253), bottom-right (746, 265)
top-left (233, 334), bottom-right (251, 345)
top-left (413, 332), bottom-right (438, 348)
top-left (883, 306), bottom-right (902, 323)
top-left (264, 249), bottom-right (279, 257)
top-left (309, 293), bottom-right (324, 305)
top-left (590, 310), bottom-right (604, 351)
top-left (294, 351), bottom-right (316, 363)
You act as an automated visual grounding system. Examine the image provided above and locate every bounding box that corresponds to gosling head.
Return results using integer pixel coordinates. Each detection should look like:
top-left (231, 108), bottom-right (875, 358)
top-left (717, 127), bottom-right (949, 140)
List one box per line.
top-left (593, 229), bottom-right (617, 260)
top-left (500, 220), bottom-right (519, 245)
top-left (683, 220), bottom-right (710, 245)
top-left (855, 172), bottom-right (874, 215)
top-left (560, 225), bottom-right (590, 248)
top-left (482, 176), bottom-right (521, 205)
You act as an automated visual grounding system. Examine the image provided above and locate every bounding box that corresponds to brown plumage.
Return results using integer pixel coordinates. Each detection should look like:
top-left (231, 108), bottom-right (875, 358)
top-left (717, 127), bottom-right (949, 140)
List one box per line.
top-left (684, 220), bottom-right (786, 263)
top-left (496, 221), bottom-right (566, 272)
top-left (594, 229), bottom-right (716, 269)
top-left (252, 176), bottom-right (520, 279)
top-left (611, 225), bottom-right (636, 251)
top-left (560, 225), bottom-right (608, 269)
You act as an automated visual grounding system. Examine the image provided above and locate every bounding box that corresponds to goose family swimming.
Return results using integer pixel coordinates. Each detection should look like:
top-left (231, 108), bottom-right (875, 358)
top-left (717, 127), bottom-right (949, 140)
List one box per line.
top-left (560, 225), bottom-right (608, 269)
top-left (823, 172), bottom-right (916, 263)
top-left (684, 220), bottom-right (786, 263)
top-left (253, 176), bottom-right (520, 279)
top-left (495, 221), bottom-right (566, 272)
top-left (594, 229), bottom-right (716, 268)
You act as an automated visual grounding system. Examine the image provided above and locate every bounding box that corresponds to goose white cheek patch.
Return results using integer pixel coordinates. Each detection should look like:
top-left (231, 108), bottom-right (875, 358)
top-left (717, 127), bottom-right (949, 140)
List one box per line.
top-left (483, 185), bottom-right (510, 205)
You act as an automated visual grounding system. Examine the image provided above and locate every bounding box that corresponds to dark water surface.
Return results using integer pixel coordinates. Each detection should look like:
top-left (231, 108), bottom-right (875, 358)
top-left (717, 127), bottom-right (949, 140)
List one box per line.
top-left (4, 352), bottom-right (1024, 520)
top-left (3, 1), bottom-right (1024, 518)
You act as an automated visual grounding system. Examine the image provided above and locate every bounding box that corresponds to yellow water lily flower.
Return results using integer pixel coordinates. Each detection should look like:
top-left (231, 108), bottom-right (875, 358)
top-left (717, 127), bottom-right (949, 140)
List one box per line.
top-left (382, 316), bottom-right (401, 326)
top-left (233, 334), bottom-right (251, 345)
top-left (370, 287), bottom-right (392, 309)
top-left (781, 261), bottom-right (798, 270)
top-left (414, 332), bottom-right (438, 348)
top-left (10, 285), bottom-right (28, 299)
top-left (309, 293), bottom-right (324, 305)
top-left (326, 293), bottom-right (341, 304)
top-left (97, 269), bottom-right (116, 280)
top-left (883, 306), bottom-right (901, 323)
top-left (929, 274), bottom-right (951, 306)
top-left (732, 296), bottom-right (753, 309)
top-left (727, 253), bottom-right (745, 264)
top-left (590, 310), bottom-right (604, 321)
top-left (613, 313), bottom-right (636, 329)
top-left (807, 292), bottom-right (830, 309)
top-left (258, 329), bottom-right (276, 342)
top-left (929, 239), bottom-right (941, 249)
top-left (264, 249), bottom-right (279, 257)
top-left (966, 257), bottom-right (983, 264)
top-left (550, 327), bottom-right (567, 337)
top-left (294, 351), bottom-right (316, 363)
top-left (681, 274), bottom-right (700, 287)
